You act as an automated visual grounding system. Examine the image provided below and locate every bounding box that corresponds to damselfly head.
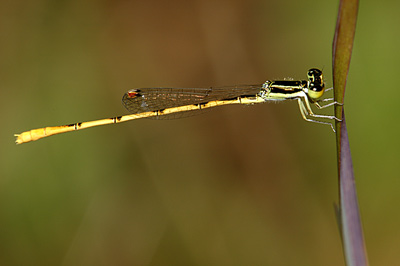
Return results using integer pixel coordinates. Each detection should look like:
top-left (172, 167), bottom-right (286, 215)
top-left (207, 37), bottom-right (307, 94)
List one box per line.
top-left (307, 68), bottom-right (325, 100)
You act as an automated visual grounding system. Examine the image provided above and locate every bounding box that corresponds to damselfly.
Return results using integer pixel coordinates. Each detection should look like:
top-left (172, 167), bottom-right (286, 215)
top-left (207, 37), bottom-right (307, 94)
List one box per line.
top-left (15, 68), bottom-right (341, 144)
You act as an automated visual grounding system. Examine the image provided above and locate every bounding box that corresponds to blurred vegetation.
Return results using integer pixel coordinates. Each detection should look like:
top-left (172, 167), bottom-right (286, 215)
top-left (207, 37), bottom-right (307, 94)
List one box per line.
top-left (1, 0), bottom-right (399, 265)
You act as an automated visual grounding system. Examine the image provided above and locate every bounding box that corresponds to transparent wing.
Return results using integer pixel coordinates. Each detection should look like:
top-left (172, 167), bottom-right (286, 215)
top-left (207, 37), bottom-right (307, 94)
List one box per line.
top-left (122, 85), bottom-right (263, 119)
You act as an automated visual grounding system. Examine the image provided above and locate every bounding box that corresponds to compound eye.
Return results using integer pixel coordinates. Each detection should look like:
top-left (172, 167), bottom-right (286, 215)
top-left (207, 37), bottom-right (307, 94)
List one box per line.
top-left (307, 68), bottom-right (323, 81)
top-left (308, 82), bottom-right (324, 100)
top-left (314, 84), bottom-right (323, 92)
top-left (308, 68), bottom-right (322, 75)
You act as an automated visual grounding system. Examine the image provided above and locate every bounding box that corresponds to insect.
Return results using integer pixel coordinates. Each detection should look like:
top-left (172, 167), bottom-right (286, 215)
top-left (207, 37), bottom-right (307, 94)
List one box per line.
top-left (15, 68), bottom-right (341, 144)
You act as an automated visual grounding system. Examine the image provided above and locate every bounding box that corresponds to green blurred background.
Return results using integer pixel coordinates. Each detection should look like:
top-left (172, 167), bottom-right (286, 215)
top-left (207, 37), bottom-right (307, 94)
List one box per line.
top-left (1, 0), bottom-right (399, 265)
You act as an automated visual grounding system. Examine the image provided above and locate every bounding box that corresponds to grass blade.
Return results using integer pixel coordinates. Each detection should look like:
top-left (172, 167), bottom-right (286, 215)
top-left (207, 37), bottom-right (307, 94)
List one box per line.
top-left (338, 112), bottom-right (368, 266)
top-left (332, 0), bottom-right (368, 265)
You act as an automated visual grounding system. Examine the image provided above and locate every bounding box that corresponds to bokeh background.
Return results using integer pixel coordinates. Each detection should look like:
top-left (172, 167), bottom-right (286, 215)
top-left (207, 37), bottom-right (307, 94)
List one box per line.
top-left (1, 0), bottom-right (399, 265)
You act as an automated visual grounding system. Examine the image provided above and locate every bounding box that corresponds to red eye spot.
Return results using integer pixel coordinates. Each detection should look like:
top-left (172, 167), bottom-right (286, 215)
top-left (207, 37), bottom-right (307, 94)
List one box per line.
top-left (128, 90), bottom-right (140, 98)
